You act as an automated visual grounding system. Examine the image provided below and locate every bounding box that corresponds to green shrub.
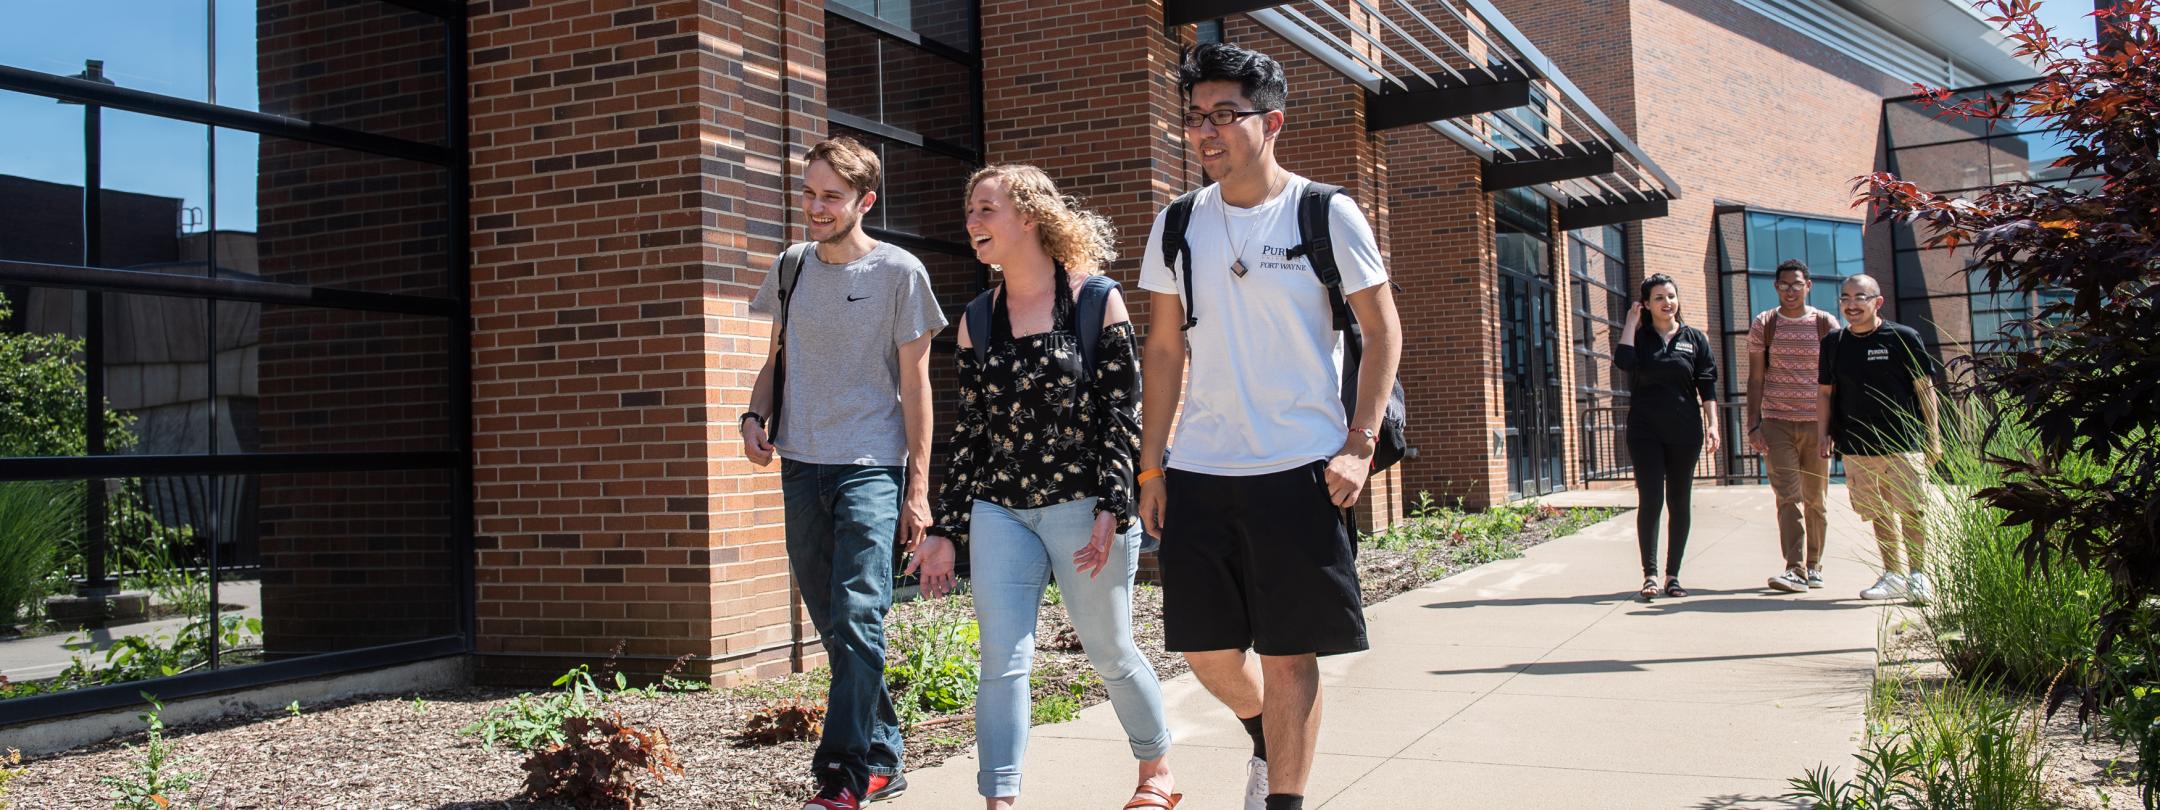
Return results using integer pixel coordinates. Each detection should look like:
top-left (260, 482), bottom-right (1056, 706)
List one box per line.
top-left (101, 694), bottom-right (204, 810)
top-left (1919, 398), bottom-right (2111, 692)
top-left (1028, 674), bottom-right (1088, 726)
top-left (886, 598), bottom-right (980, 727)
top-left (0, 481), bottom-right (78, 626)
top-left (1789, 680), bottom-right (2048, 810)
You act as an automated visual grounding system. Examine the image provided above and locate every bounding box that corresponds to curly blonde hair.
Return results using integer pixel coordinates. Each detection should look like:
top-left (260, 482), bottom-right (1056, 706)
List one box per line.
top-left (965, 164), bottom-right (1117, 272)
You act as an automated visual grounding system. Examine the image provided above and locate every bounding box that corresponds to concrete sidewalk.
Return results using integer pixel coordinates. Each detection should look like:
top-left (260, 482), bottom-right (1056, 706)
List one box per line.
top-left (886, 485), bottom-right (1892, 809)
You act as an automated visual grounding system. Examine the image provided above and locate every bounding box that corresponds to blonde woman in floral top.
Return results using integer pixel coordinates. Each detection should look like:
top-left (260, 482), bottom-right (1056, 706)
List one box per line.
top-left (907, 165), bottom-right (1178, 809)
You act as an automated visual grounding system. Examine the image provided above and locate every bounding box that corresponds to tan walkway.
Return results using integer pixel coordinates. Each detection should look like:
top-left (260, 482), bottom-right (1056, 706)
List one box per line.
top-left (887, 485), bottom-right (1889, 809)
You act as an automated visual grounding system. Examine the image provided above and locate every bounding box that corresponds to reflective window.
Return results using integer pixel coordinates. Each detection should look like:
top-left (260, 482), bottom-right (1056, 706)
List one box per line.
top-left (0, 2), bottom-right (211, 102)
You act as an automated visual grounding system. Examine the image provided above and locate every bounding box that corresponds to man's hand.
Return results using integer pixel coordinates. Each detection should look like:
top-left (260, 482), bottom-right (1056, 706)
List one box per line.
top-left (1818, 432), bottom-right (1836, 460)
top-left (905, 536), bottom-right (958, 598)
top-left (1324, 445), bottom-right (1372, 508)
top-left (897, 493), bottom-right (931, 553)
top-left (1747, 425), bottom-right (1768, 455)
top-left (1139, 477), bottom-right (1167, 539)
top-left (1073, 510), bottom-right (1118, 579)
top-left (742, 419), bottom-right (775, 466)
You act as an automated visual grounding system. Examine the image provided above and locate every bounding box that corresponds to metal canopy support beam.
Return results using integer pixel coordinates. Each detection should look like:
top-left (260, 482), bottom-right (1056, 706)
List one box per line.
top-left (1365, 67), bottom-right (1531, 131)
top-left (1559, 196), bottom-right (1671, 230)
top-left (1481, 145), bottom-right (1615, 191)
top-left (1166, 0), bottom-right (1288, 26)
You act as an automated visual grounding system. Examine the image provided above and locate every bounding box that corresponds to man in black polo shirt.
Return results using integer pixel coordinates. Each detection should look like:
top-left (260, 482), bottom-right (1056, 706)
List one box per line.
top-left (1816, 274), bottom-right (1941, 604)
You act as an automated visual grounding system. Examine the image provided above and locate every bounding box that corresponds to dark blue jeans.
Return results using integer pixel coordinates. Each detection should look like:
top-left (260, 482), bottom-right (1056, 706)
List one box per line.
top-left (782, 460), bottom-right (905, 790)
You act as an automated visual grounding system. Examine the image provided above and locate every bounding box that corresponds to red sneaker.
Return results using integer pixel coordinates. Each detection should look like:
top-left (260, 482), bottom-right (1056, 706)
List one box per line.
top-left (864, 772), bottom-right (908, 803)
top-left (803, 783), bottom-right (860, 810)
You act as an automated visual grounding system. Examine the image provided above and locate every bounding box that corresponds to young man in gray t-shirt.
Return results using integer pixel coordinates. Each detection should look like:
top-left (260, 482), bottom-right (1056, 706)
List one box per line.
top-left (741, 137), bottom-right (946, 810)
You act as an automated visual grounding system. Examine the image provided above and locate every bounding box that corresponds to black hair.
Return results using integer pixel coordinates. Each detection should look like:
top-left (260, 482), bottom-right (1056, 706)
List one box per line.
top-left (1639, 273), bottom-right (1683, 327)
top-left (1178, 43), bottom-right (1288, 112)
top-left (1774, 259), bottom-right (1810, 283)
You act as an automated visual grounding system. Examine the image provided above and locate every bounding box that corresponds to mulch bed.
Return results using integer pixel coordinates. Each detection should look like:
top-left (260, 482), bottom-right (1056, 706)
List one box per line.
top-left (3, 509), bottom-right (1599, 809)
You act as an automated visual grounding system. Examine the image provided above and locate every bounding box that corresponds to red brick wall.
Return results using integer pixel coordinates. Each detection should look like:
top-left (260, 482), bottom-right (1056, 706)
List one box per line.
top-left (465, 0), bottom-right (821, 685)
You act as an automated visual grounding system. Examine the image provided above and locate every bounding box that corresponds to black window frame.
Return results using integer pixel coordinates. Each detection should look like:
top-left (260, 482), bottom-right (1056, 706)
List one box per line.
top-left (0, 0), bottom-right (471, 726)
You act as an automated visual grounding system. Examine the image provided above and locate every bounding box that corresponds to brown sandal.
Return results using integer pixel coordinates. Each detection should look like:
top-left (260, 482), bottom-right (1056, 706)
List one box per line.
top-left (1123, 784), bottom-right (1182, 809)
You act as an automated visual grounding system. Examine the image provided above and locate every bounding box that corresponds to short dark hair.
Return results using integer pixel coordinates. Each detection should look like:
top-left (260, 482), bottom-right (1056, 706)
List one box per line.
top-left (1178, 43), bottom-right (1288, 112)
top-left (1774, 259), bottom-right (1810, 283)
top-left (1639, 273), bottom-right (1678, 300)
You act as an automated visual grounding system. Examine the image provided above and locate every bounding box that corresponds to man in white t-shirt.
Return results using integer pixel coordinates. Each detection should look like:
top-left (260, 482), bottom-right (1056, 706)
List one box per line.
top-left (1134, 43), bottom-right (1402, 810)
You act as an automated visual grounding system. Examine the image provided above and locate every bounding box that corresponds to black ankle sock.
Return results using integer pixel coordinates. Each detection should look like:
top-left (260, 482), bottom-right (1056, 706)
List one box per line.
top-left (1239, 713), bottom-right (1266, 761)
top-left (1265, 795), bottom-right (1304, 810)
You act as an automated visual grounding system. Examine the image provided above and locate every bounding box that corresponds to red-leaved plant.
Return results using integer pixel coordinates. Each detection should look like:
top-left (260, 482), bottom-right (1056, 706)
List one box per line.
top-left (1854, 0), bottom-right (2159, 798)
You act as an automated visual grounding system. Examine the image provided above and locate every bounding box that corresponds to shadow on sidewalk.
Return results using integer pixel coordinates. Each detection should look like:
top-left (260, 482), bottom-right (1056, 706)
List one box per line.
top-left (1689, 794), bottom-right (1810, 809)
top-left (1425, 647), bottom-right (1875, 677)
top-left (1420, 589), bottom-right (1877, 613)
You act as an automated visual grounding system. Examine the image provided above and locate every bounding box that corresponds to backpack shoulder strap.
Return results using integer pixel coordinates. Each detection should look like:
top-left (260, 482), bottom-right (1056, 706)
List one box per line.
top-left (1163, 191), bottom-right (1201, 331)
top-left (1814, 310), bottom-right (1836, 339)
top-left (1074, 274), bottom-right (1119, 370)
top-left (1760, 308), bottom-right (1780, 349)
top-left (964, 287), bottom-right (997, 365)
top-left (1287, 182), bottom-right (1351, 331)
top-left (776, 242), bottom-right (813, 323)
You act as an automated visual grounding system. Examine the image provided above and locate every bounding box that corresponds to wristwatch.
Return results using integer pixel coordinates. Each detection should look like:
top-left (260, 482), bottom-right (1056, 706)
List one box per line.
top-left (740, 411), bottom-right (765, 429)
top-left (1352, 427), bottom-right (1376, 443)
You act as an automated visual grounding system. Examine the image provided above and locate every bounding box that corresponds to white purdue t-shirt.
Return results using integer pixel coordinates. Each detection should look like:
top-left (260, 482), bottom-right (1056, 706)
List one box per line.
top-left (1138, 175), bottom-right (1389, 477)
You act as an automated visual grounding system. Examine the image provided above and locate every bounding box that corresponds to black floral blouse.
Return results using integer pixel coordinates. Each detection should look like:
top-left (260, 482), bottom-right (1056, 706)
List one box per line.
top-left (929, 281), bottom-right (1142, 545)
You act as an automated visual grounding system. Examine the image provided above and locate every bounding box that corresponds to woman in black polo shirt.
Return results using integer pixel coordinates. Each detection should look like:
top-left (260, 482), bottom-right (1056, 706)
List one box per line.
top-left (1615, 274), bottom-right (1721, 600)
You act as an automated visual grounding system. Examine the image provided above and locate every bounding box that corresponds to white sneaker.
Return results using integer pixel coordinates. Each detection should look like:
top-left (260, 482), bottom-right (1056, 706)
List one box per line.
top-left (1905, 572), bottom-right (1934, 604)
top-left (1768, 569), bottom-right (1808, 593)
top-left (1860, 572), bottom-right (1907, 601)
top-left (1807, 568), bottom-right (1824, 589)
top-left (1244, 756), bottom-right (1269, 810)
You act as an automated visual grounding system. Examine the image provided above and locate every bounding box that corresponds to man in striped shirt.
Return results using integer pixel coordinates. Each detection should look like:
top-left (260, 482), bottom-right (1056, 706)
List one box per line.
top-left (1748, 259), bottom-right (1837, 593)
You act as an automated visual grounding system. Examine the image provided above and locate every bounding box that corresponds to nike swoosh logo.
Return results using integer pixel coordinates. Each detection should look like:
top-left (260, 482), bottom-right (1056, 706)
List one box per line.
top-left (847, 295), bottom-right (868, 302)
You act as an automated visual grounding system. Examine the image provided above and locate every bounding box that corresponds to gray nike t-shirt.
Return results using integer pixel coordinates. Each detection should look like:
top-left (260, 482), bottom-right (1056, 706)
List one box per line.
top-left (750, 241), bottom-right (947, 466)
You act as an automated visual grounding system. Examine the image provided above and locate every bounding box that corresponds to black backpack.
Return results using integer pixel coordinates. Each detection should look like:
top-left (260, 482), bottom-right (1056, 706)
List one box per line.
top-left (768, 242), bottom-right (814, 444)
top-left (963, 273), bottom-right (1120, 368)
top-left (1161, 182), bottom-right (1412, 472)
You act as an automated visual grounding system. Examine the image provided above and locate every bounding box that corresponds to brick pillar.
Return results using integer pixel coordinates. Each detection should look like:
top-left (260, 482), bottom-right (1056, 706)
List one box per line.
top-left (1385, 125), bottom-right (1507, 508)
top-left (466, 0), bottom-right (819, 685)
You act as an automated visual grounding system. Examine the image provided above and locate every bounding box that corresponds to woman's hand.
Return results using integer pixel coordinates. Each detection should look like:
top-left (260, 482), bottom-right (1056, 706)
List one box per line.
top-left (1073, 510), bottom-right (1119, 579)
top-left (1704, 425), bottom-right (1721, 457)
top-left (905, 536), bottom-right (959, 597)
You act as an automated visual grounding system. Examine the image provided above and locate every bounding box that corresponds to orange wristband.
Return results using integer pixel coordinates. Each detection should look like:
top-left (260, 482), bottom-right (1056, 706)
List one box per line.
top-left (1136, 468), bottom-right (1165, 486)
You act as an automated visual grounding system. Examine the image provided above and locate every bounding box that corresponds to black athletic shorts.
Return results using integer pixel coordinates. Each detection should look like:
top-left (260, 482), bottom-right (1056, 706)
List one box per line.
top-left (1159, 460), bottom-right (1369, 657)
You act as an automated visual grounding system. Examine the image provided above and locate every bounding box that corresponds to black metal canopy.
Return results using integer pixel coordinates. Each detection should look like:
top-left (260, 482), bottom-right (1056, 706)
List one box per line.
top-left (1176, 0), bottom-right (1680, 225)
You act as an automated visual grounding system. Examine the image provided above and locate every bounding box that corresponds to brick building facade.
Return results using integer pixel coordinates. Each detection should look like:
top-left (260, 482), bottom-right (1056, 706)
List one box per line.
top-left (0, 0), bottom-right (2042, 717)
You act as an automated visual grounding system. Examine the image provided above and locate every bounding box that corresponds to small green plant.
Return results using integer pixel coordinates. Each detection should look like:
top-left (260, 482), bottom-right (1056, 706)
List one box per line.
top-left (1789, 679), bottom-right (2048, 810)
top-left (886, 599), bottom-right (981, 727)
top-left (53, 615), bottom-right (263, 689)
top-left (1042, 583), bottom-right (1062, 607)
top-left (284, 700), bottom-right (301, 717)
top-left (411, 696), bottom-right (429, 716)
top-left (0, 747), bottom-right (25, 809)
top-left (100, 693), bottom-right (202, 810)
top-left (1029, 673), bottom-right (1096, 727)
top-left (460, 664), bottom-right (612, 752)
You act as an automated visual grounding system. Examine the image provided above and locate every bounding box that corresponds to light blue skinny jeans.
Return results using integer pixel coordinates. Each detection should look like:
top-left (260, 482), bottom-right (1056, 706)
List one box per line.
top-left (969, 497), bottom-right (1171, 798)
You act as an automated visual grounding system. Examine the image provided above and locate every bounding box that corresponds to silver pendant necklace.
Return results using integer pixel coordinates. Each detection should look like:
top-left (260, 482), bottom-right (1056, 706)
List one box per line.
top-left (1218, 173), bottom-right (1286, 278)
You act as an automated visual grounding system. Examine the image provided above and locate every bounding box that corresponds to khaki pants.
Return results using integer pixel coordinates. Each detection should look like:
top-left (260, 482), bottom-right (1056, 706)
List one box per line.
top-left (1761, 419), bottom-right (1827, 571)
top-left (1845, 452), bottom-right (1930, 572)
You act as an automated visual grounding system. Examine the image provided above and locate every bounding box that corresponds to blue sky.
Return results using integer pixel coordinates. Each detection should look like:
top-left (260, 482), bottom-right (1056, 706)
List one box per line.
top-left (0, 1), bottom-right (2111, 239)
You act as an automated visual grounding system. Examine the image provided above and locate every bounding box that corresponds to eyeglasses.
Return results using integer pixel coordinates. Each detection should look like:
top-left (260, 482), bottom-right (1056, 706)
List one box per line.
top-left (1774, 280), bottom-right (1809, 290)
top-left (1837, 294), bottom-right (1881, 303)
top-left (1183, 109), bottom-right (1268, 128)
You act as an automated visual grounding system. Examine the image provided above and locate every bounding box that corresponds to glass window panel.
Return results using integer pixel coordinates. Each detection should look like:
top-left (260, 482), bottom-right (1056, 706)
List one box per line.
top-left (235, 305), bottom-right (450, 454)
top-left (1745, 213), bottom-right (1778, 272)
top-left (249, 467), bottom-right (458, 660)
top-left (0, 288), bottom-right (90, 457)
top-left (1889, 139), bottom-right (1992, 194)
top-left (827, 17), bottom-right (883, 125)
top-left (233, 0), bottom-right (450, 144)
top-left (1884, 92), bottom-right (1999, 148)
top-left (1808, 282), bottom-right (1839, 314)
top-left (0, 91), bottom-right (88, 266)
top-left (1835, 223), bottom-right (1863, 276)
top-left (1775, 216), bottom-right (1805, 270)
top-left (882, 39), bottom-right (977, 149)
top-left (102, 112), bottom-right (212, 275)
top-left (101, 293), bottom-right (212, 456)
top-left (1748, 273), bottom-right (1777, 320)
top-left (870, 138), bottom-right (973, 245)
top-left (1804, 218), bottom-right (1834, 274)
top-left (1602, 224), bottom-right (1625, 259)
top-left (0, 1), bottom-right (210, 103)
top-left (224, 129), bottom-right (452, 297)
